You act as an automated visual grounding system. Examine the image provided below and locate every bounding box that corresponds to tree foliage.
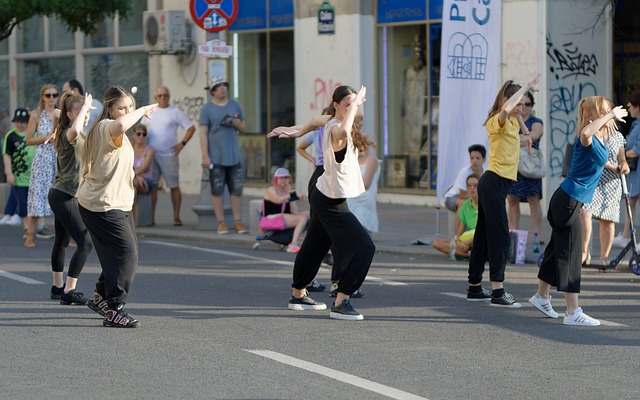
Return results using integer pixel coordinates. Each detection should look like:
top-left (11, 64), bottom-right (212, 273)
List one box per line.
top-left (0, 0), bottom-right (132, 41)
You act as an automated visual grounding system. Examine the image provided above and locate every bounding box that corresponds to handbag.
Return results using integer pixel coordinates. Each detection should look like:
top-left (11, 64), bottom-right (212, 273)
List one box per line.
top-left (518, 147), bottom-right (547, 179)
top-left (259, 201), bottom-right (286, 232)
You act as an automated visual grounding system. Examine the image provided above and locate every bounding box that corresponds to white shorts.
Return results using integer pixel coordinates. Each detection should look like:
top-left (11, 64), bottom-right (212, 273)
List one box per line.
top-left (153, 154), bottom-right (180, 189)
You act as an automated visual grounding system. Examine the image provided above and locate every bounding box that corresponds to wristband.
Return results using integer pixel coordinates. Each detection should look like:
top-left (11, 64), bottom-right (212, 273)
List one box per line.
top-left (181, 140), bottom-right (187, 146)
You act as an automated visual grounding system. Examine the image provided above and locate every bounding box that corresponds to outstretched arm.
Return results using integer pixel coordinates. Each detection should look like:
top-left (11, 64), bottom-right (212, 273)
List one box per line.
top-left (267, 115), bottom-right (331, 139)
top-left (579, 106), bottom-right (627, 147)
top-left (67, 93), bottom-right (95, 143)
top-left (498, 73), bottom-right (539, 125)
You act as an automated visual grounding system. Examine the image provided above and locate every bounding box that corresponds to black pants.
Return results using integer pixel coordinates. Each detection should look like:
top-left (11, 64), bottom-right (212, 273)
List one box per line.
top-left (538, 187), bottom-right (583, 293)
top-left (48, 188), bottom-right (93, 278)
top-left (307, 166), bottom-right (342, 282)
top-left (468, 171), bottom-right (512, 284)
top-left (79, 206), bottom-right (138, 304)
top-left (292, 189), bottom-right (375, 295)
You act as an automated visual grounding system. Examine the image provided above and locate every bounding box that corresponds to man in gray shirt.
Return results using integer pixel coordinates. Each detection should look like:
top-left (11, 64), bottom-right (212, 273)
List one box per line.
top-left (199, 77), bottom-right (247, 234)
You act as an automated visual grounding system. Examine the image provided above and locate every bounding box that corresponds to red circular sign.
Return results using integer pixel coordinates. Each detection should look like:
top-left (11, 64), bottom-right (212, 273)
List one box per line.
top-left (190, 0), bottom-right (239, 33)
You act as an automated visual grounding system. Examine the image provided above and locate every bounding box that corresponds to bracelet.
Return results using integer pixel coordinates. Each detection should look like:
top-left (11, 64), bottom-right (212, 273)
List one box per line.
top-left (181, 140), bottom-right (187, 146)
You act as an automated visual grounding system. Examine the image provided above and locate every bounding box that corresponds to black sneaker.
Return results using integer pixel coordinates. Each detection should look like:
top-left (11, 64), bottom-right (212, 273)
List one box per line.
top-left (490, 292), bottom-right (522, 308)
top-left (60, 290), bottom-right (88, 305)
top-left (329, 299), bottom-right (364, 320)
top-left (322, 253), bottom-right (334, 266)
top-left (50, 285), bottom-right (65, 300)
top-left (466, 287), bottom-right (491, 302)
top-left (288, 292), bottom-right (327, 311)
top-left (306, 279), bottom-right (326, 292)
top-left (86, 292), bottom-right (109, 317)
top-left (103, 304), bottom-right (141, 328)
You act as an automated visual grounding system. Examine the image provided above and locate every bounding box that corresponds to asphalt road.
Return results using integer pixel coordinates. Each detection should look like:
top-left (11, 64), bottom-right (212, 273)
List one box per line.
top-left (1, 225), bottom-right (640, 400)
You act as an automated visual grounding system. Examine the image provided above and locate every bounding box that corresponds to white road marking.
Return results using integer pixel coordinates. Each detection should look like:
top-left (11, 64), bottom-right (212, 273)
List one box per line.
top-left (441, 292), bottom-right (627, 326)
top-left (143, 240), bottom-right (407, 285)
top-left (0, 270), bottom-right (45, 284)
top-left (246, 350), bottom-right (429, 400)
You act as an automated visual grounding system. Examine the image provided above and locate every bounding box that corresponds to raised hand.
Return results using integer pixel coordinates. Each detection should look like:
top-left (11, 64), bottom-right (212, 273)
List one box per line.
top-left (527, 72), bottom-right (540, 92)
top-left (144, 103), bottom-right (158, 119)
top-left (611, 105), bottom-right (628, 122)
top-left (354, 85), bottom-right (367, 106)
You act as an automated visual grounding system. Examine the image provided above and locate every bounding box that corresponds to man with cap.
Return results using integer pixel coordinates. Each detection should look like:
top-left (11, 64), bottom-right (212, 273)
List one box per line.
top-left (2, 108), bottom-right (36, 227)
top-left (142, 85), bottom-right (196, 226)
top-left (199, 76), bottom-right (247, 234)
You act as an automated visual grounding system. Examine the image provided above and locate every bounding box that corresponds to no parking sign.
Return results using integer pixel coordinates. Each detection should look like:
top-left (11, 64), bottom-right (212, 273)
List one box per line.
top-left (190, 0), bottom-right (239, 33)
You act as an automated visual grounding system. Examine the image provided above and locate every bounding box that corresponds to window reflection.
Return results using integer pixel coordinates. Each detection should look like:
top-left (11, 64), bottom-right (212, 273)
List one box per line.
top-left (85, 53), bottom-right (148, 104)
top-left (119, 2), bottom-right (146, 46)
top-left (17, 57), bottom-right (75, 108)
top-left (17, 16), bottom-right (44, 53)
top-left (49, 16), bottom-right (74, 51)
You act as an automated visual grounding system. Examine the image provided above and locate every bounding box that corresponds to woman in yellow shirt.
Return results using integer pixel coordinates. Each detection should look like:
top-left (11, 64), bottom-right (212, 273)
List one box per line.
top-left (466, 73), bottom-right (539, 308)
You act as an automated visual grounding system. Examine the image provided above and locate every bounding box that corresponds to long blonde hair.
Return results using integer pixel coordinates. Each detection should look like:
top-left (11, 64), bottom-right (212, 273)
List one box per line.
top-left (577, 96), bottom-right (616, 139)
top-left (53, 93), bottom-right (84, 152)
top-left (81, 86), bottom-right (129, 173)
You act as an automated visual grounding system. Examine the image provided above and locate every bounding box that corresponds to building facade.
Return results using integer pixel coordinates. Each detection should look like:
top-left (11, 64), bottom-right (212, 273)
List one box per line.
top-left (1, 0), bottom-right (633, 208)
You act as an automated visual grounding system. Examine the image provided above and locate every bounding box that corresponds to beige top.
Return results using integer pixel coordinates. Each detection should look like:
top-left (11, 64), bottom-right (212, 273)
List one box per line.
top-left (316, 118), bottom-right (365, 199)
top-left (77, 120), bottom-right (135, 212)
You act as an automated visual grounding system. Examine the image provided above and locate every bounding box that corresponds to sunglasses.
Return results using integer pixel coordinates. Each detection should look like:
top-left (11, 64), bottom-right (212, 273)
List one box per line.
top-left (135, 131), bottom-right (147, 137)
top-left (44, 93), bottom-right (59, 98)
top-left (524, 102), bottom-right (533, 107)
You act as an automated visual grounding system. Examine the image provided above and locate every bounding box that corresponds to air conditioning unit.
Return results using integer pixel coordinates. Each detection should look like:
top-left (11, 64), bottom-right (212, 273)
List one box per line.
top-left (143, 10), bottom-right (185, 53)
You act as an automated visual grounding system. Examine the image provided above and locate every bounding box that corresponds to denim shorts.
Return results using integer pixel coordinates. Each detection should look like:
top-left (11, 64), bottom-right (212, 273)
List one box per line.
top-left (209, 163), bottom-right (244, 196)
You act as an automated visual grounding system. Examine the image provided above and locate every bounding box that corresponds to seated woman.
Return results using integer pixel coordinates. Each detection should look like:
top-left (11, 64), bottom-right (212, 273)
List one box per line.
top-left (262, 168), bottom-right (310, 253)
top-left (433, 174), bottom-right (479, 258)
top-left (131, 124), bottom-right (154, 224)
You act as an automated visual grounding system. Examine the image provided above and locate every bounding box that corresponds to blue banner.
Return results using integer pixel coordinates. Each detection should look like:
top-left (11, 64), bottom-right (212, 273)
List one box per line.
top-left (269, 0), bottom-right (294, 28)
top-left (377, 0), bottom-right (427, 24)
top-left (230, 0), bottom-right (267, 31)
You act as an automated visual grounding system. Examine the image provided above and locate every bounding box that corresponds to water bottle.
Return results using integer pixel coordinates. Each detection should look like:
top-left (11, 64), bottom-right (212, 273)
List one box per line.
top-left (449, 236), bottom-right (457, 260)
top-left (533, 232), bottom-right (540, 255)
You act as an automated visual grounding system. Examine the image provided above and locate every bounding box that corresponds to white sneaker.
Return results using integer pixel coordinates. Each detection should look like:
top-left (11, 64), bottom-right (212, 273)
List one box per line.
top-left (563, 307), bottom-right (600, 326)
top-left (612, 234), bottom-right (628, 249)
top-left (528, 293), bottom-right (558, 318)
top-left (0, 214), bottom-right (10, 225)
top-left (6, 214), bottom-right (22, 226)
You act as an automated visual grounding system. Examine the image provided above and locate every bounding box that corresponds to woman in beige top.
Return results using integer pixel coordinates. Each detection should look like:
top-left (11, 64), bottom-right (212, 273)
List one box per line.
top-left (78, 86), bottom-right (156, 328)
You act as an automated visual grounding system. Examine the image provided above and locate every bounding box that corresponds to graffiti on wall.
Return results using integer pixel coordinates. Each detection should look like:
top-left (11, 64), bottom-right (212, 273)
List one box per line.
top-left (309, 77), bottom-right (342, 111)
top-left (173, 96), bottom-right (205, 121)
top-left (547, 39), bottom-right (599, 80)
top-left (547, 37), bottom-right (599, 177)
top-left (548, 82), bottom-right (598, 176)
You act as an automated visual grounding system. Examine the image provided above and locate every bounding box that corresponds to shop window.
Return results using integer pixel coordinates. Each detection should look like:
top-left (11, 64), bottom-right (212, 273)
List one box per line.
top-left (84, 53), bottom-right (148, 103)
top-left (17, 57), bottom-right (75, 109)
top-left (119, 2), bottom-right (146, 46)
top-left (85, 19), bottom-right (115, 48)
top-left (17, 16), bottom-right (44, 53)
top-left (49, 16), bottom-right (75, 51)
top-left (232, 30), bottom-right (294, 182)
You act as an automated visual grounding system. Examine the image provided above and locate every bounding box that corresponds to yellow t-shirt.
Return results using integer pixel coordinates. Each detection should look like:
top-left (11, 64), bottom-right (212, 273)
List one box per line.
top-left (486, 114), bottom-right (520, 180)
top-left (77, 120), bottom-right (135, 212)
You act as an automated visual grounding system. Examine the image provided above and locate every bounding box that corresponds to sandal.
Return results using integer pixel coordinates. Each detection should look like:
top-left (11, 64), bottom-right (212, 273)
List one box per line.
top-left (581, 251), bottom-right (591, 266)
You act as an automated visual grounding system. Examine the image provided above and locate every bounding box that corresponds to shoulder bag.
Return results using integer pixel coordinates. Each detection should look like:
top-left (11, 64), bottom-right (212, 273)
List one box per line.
top-left (518, 147), bottom-right (547, 179)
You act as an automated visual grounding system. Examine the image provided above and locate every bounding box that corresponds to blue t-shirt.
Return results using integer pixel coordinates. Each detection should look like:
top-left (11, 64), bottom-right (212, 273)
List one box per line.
top-left (199, 100), bottom-right (244, 166)
top-left (303, 127), bottom-right (324, 166)
top-left (560, 135), bottom-right (608, 203)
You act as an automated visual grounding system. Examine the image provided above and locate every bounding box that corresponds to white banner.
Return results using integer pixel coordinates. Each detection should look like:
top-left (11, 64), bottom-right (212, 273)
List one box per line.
top-left (437, 0), bottom-right (502, 203)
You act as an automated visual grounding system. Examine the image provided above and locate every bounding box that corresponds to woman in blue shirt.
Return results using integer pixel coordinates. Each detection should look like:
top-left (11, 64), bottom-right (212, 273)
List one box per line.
top-left (529, 96), bottom-right (627, 326)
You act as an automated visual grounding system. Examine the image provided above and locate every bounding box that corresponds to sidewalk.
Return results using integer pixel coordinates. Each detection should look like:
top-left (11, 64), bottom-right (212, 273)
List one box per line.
top-left (139, 190), bottom-right (557, 262)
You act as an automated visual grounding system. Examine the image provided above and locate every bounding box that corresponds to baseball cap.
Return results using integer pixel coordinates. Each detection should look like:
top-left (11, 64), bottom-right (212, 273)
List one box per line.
top-left (12, 108), bottom-right (29, 123)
